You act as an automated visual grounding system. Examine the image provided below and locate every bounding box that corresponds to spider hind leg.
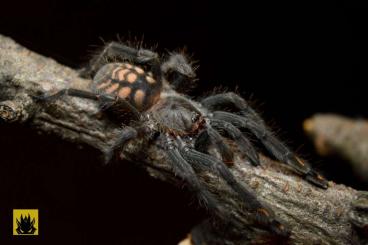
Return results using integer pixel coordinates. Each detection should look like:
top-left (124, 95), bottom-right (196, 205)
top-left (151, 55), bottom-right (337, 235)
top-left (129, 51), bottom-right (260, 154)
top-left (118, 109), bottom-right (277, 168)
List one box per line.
top-left (34, 88), bottom-right (141, 121)
top-left (80, 41), bottom-right (161, 79)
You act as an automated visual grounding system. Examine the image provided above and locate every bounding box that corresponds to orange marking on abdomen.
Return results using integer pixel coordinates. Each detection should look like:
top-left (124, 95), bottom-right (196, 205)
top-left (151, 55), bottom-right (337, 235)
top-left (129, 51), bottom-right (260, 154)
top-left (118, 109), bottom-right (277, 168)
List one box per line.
top-left (117, 69), bottom-right (130, 80)
top-left (146, 75), bottom-right (156, 84)
top-left (118, 87), bottom-right (132, 99)
top-left (126, 73), bottom-right (138, 83)
top-left (134, 66), bottom-right (144, 74)
top-left (111, 67), bottom-right (122, 79)
top-left (96, 79), bottom-right (112, 89)
top-left (105, 83), bottom-right (120, 94)
top-left (134, 89), bottom-right (145, 108)
top-left (124, 63), bottom-right (133, 69)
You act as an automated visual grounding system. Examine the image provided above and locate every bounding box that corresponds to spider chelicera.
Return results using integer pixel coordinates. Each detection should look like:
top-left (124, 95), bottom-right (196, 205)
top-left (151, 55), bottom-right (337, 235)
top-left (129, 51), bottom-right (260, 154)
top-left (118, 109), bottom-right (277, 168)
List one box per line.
top-left (36, 41), bottom-right (328, 237)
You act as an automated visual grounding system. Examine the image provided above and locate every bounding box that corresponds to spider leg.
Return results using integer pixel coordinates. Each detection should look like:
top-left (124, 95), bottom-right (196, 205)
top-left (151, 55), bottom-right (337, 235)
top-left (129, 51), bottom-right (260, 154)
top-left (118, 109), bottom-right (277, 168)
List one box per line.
top-left (202, 93), bottom-right (327, 185)
top-left (194, 127), bottom-right (234, 164)
top-left (81, 41), bottom-right (161, 78)
top-left (194, 130), bottom-right (210, 153)
top-left (201, 92), bottom-right (263, 124)
top-left (165, 138), bottom-right (237, 224)
top-left (34, 88), bottom-right (141, 121)
top-left (166, 139), bottom-right (217, 208)
top-left (212, 111), bottom-right (328, 189)
top-left (104, 126), bottom-right (138, 164)
top-left (178, 145), bottom-right (289, 236)
top-left (161, 53), bottom-right (197, 92)
top-left (210, 119), bottom-right (260, 166)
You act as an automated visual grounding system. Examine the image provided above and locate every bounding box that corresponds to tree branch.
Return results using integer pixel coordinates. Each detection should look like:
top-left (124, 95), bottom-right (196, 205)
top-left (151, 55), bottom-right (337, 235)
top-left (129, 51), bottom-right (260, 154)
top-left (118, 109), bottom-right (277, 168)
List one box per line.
top-left (0, 35), bottom-right (366, 244)
top-left (305, 114), bottom-right (368, 183)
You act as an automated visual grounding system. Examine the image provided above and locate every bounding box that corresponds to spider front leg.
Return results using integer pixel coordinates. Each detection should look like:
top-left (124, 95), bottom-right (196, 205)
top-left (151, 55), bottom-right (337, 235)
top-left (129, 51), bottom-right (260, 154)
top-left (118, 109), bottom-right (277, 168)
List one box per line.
top-left (201, 92), bottom-right (328, 189)
top-left (178, 144), bottom-right (289, 236)
top-left (80, 41), bottom-right (161, 78)
top-left (212, 111), bottom-right (328, 189)
top-left (194, 119), bottom-right (259, 166)
top-left (210, 119), bottom-right (260, 166)
top-left (201, 92), bottom-right (264, 124)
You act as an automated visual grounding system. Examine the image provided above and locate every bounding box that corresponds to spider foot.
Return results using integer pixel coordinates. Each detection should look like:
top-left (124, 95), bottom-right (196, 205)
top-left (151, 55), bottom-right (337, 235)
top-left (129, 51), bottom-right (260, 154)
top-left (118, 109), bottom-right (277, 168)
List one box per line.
top-left (284, 155), bottom-right (328, 189)
top-left (304, 168), bottom-right (329, 189)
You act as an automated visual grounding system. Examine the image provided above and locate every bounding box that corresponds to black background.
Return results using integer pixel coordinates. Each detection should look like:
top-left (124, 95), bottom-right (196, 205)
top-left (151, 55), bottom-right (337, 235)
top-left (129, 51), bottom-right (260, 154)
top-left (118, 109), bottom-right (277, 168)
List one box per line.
top-left (0, 1), bottom-right (367, 244)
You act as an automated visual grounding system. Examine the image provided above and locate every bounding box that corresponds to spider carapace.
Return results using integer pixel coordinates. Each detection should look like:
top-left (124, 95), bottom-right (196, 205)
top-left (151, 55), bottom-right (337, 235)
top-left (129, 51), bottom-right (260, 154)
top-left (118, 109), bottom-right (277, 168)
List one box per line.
top-left (36, 41), bottom-right (328, 239)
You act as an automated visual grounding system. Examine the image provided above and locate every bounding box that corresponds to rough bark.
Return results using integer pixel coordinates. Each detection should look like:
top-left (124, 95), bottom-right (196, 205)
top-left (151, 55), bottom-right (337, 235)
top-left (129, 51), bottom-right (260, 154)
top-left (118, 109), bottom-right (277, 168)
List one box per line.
top-left (0, 35), bottom-right (366, 244)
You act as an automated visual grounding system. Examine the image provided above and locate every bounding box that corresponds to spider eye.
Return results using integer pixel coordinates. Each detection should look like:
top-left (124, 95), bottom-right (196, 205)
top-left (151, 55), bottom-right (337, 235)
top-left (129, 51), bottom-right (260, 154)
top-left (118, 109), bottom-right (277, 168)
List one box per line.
top-left (191, 112), bottom-right (200, 122)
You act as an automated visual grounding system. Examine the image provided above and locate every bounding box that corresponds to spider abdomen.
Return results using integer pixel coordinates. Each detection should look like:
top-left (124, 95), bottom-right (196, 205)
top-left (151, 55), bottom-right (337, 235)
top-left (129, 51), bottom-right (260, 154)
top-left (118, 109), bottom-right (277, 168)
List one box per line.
top-left (91, 63), bottom-right (162, 111)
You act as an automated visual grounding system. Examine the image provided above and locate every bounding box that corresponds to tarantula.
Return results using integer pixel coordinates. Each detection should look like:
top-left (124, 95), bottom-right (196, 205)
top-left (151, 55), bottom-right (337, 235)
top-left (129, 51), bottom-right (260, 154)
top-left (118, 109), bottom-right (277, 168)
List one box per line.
top-left (36, 41), bottom-right (328, 237)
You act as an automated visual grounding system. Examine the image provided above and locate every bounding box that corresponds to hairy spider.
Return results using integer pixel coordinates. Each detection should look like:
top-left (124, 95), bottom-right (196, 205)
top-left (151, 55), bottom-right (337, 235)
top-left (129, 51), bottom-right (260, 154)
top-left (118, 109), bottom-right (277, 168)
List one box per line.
top-left (36, 41), bottom-right (328, 237)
